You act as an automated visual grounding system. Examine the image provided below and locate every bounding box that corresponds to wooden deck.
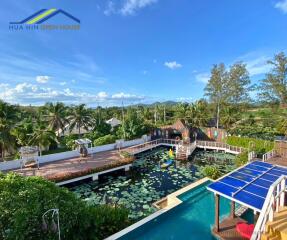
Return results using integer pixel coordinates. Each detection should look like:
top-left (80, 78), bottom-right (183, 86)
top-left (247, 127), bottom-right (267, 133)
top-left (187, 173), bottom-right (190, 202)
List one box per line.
top-left (267, 155), bottom-right (287, 167)
top-left (12, 149), bottom-right (125, 181)
top-left (213, 217), bottom-right (247, 240)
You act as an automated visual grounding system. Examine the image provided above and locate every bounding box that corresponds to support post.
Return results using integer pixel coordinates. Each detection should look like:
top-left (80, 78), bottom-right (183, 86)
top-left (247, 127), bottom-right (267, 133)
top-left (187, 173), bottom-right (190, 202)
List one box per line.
top-left (215, 194), bottom-right (220, 233)
top-left (230, 201), bottom-right (235, 219)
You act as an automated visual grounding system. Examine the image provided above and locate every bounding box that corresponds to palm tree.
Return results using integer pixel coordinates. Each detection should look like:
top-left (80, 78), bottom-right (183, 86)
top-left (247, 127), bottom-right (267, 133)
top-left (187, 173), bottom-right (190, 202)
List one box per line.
top-left (44, 102), bottom-right (68, 136)
top-left (68, 104), bottom-right (92, 136)
top-left (188, 100), bottom-right (209, 128)
top-left (0, 101), bottom-right (18, 161)
top-left (220, 106), bottom-right (238, 130)
top-left (11, 119), bottom-right (34, 146)
top-left (29, 121), bottom-right (57, 156)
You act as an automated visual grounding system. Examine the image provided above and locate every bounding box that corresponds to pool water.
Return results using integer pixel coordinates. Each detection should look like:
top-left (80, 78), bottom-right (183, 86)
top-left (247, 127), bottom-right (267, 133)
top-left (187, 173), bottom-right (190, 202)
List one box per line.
top-left (119, 181), bottom-right (253, 240)
top-left (70, 147), bottom-right (236, 221)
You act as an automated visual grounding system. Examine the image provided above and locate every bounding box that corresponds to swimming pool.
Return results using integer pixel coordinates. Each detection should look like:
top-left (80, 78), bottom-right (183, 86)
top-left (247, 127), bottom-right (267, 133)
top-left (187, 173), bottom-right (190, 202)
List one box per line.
top-left (117, 181), bottom-right (252, 240)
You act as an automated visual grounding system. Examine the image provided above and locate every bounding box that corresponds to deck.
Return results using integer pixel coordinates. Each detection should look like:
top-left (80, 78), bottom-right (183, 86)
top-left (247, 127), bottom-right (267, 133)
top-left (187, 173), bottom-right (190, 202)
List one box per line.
top-left (12, 149), bottom-right (125, 181)
top-left (267, 155), bottom-right (287, 167)
top-left (212, 216), bottom-right (247, 240)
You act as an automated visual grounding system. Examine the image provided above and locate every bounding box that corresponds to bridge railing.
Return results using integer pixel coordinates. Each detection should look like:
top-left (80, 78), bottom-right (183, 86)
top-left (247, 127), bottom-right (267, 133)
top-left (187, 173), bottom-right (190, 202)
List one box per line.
top-left (196, 140), bottom-right (246, 154)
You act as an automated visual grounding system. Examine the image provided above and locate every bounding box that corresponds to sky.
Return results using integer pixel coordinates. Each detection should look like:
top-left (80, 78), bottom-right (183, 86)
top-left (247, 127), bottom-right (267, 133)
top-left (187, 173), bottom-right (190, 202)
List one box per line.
top-left (0, 0), bottom-right (287, 107)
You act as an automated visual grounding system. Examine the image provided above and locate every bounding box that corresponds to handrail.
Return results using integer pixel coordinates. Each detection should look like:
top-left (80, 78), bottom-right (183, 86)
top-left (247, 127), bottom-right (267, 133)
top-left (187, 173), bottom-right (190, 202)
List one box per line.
top-left (196, 140), bottom-right (246, 154)
top-left (262, 149), bottom-right (277, 162)
top-left (251, 175), bottom-right (286, 240)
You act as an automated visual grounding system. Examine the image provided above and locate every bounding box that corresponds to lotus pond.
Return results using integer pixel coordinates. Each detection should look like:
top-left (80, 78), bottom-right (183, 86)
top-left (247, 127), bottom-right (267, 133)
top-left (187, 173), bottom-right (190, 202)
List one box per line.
top-left (70, 147), bottom-right (236, 221)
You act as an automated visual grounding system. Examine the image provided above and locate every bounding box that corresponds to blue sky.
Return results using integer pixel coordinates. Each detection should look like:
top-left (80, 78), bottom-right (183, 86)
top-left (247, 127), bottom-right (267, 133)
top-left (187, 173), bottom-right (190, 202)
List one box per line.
top-left (0, 0), bottom-right (287, 106)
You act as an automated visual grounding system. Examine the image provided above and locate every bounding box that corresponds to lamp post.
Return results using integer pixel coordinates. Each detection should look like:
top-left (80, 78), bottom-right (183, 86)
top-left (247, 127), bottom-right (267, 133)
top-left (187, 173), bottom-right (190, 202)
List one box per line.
top-left (42, 208), bottom-right (61, 240)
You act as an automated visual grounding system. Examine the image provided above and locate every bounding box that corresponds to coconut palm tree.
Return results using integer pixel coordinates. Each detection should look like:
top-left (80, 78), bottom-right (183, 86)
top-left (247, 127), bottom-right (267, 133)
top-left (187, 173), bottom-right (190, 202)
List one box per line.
top-left (188, 100), bottom-right (209, 128)
top-left (45, 102), bottom-right (68, 136)
top-left (29, 121), bottom-right (57, 155)
top-left (68, 104), bottom-right (92, 136)
top-left (0, 101), bottom-right (18, 161)
top-left (220, 106), bottom-right (238, 130)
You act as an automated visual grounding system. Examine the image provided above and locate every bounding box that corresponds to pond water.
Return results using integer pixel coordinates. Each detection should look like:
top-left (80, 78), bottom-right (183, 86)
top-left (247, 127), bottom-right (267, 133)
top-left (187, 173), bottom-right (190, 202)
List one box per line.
top-left (70, 147), bottom-right (236, 221)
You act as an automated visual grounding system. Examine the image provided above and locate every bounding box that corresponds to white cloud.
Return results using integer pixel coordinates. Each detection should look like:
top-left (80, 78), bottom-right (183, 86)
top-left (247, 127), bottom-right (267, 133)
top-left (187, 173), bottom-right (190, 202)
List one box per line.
top-left (195, 73), bottom-right (210, 83)
top-left (164, 61), bottom-right (182, 70)
top-left (236, 52), bottom-right (272, 76)
top-left (36, 75), bottom-right (50, 83)
top-left (275, 0), bottom-right (287, 13)
top-left (120, 0), bottom-right (157, 15)
top-left (104, 1), bottom-right (116, 15)
top-left (112, 92), bottom-right (144, 100)
top-left (59, 82), bottom-right (67, 86)
top-left (0, 83), bottom-right (145, 106)
top-left (245, 56), bottom-right (271, 76)
top-left (104, 0), bottom-right (158, 16)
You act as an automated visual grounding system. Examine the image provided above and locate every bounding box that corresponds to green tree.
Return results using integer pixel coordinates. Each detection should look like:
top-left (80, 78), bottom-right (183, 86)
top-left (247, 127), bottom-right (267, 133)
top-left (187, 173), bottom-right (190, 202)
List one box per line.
top-left (259, 52), bottom-right (287, 104)
top-left (45, 102), bottom-right (68, 135)
top-left (228, 62), bottom-right (251, 103)
top-left (220, 106), bottom-right (239, 130)
top-left (0, 101), bottom-right (18, 161)
top-left (0, 173), bottom-right (130, 240)
top-left (204, 63), bottom-right (229, 129)
top-left (29, 121), bottom-right (57, 155)
top-left (68, 104), bottom-right (92, 136)
top-left (187, 100), bottom-right (209, 127)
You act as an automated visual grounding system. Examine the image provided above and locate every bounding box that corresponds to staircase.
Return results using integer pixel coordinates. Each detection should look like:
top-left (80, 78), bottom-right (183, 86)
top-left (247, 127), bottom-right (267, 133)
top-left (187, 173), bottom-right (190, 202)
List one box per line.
top-left (261, 207), bottom-right (287, 240)
top-left (175, 143), bottom-right (196, 160)
top-left (251, 176), bottom-right (286, 240)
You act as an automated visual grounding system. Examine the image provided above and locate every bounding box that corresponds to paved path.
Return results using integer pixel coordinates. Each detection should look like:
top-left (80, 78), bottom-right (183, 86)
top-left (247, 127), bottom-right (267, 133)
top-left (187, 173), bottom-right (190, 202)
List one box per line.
top-left (13, 149), bottom-right (124, 180)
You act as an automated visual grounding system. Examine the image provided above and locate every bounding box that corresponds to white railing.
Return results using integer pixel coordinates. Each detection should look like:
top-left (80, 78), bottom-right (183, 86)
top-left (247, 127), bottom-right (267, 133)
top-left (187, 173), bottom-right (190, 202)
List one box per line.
top-left (262, 149), bottom-right (277, 162)
top-left (196, 140), bottom-right (246, 154)
top-left (124, 138), bottom-right (182, 155)
top-left (248, 151), bottom-right (257, 162)
top-left (251, 175), bottom-right (287, 240)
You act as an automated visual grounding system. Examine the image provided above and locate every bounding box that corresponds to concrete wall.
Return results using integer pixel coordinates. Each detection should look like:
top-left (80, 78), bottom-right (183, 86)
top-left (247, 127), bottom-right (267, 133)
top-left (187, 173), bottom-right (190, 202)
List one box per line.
top-left (0, 136), bottom-right (150, 171)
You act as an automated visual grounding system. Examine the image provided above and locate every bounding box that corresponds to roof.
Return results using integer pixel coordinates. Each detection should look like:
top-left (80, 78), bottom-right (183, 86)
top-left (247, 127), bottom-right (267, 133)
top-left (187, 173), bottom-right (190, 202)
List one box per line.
top-left (207, 161), bottom-right (287, 212)
top-left (74, 138), bottom-right (92, 145)
top-left (106, 118), bottom-right (121, 127)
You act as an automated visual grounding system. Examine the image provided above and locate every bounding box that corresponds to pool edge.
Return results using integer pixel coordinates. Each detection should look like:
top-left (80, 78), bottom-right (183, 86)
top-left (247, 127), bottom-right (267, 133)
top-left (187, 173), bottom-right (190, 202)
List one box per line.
top-left (105, 177), bottom-right (212, 240)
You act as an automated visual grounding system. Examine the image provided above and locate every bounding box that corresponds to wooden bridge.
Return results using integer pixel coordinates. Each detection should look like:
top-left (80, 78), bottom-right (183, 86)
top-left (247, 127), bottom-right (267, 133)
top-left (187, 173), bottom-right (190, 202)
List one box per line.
top-left (123, 139), bottom-right (246, 160)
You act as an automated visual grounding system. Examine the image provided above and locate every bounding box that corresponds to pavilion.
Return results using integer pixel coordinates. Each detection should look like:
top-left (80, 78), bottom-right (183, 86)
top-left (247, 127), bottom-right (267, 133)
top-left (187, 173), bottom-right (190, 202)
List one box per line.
top-left (207, 161), bottom-right (287, 239)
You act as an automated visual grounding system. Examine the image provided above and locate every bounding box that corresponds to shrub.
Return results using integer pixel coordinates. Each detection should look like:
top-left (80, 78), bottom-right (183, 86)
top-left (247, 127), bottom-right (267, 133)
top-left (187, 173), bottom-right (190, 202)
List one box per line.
top-left (235, 151), bottom-right (248, 167)
top-left (202, 166), bottom-right (221, 180)
top-left (0, 173), bottom-right (130, 240)
top-left (226, 136), bottom-right (274, 155)
top-left (94, 134), bottom-right (116, 146)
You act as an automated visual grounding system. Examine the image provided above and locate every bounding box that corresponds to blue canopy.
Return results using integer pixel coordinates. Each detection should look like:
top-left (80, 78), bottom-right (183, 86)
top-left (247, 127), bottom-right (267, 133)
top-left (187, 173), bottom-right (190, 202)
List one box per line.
top-left (207, 161), bottom-right (287, 212)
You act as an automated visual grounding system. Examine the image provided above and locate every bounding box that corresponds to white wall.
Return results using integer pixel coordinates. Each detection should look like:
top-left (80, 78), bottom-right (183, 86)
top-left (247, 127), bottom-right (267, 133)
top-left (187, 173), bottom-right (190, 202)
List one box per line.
top-left (0, 136), bottom-right (149, 171)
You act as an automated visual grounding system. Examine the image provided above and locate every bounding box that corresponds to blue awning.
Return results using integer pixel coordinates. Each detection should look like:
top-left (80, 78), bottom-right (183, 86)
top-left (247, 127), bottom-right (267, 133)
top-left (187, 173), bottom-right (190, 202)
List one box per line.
top-left (207, 161), bottom-right (287, 212)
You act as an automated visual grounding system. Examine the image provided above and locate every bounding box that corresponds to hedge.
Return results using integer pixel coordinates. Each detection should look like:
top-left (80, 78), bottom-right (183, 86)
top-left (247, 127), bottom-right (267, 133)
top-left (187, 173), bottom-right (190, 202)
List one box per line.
top-left (0, 173), bottom-right (130, 240)
top-left (226, 136), bottom-right (274, 155)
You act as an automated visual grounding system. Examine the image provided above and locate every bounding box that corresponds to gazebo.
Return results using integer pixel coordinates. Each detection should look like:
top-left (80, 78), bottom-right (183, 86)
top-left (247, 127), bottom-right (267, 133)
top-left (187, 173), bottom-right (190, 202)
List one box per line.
top-left (74, 138), bottom-right (93, 157)
top-left (19, 146), bottom-right (40, 170)
top-left (207, 161), bottom-right (287, 239)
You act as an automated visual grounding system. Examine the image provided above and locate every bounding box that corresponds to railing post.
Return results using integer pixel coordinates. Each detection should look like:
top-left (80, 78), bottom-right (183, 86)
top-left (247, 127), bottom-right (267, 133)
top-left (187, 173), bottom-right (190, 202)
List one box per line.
top-left (276, 185), bottom-right (280, 212)
top-left (280, 178), bottom-right (286, 207)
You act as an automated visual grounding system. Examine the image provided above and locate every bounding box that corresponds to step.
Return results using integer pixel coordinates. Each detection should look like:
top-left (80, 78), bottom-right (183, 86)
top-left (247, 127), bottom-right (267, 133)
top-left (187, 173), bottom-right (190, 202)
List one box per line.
top-left (261, 232), bottom-right (281, 240)
top-left (264, 207), bottom-right (287, 240)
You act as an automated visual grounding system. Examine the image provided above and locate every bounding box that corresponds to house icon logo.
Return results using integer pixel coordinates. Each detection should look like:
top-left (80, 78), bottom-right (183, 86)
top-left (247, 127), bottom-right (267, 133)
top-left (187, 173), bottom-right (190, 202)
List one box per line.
top-left (9, 9), bottom-right (80, 31)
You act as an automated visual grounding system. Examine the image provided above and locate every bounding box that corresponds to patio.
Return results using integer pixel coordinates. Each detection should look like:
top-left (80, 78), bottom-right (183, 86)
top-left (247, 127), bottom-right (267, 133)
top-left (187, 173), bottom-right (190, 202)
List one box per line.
top-left (12, 149), bottom-right (125, 181)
